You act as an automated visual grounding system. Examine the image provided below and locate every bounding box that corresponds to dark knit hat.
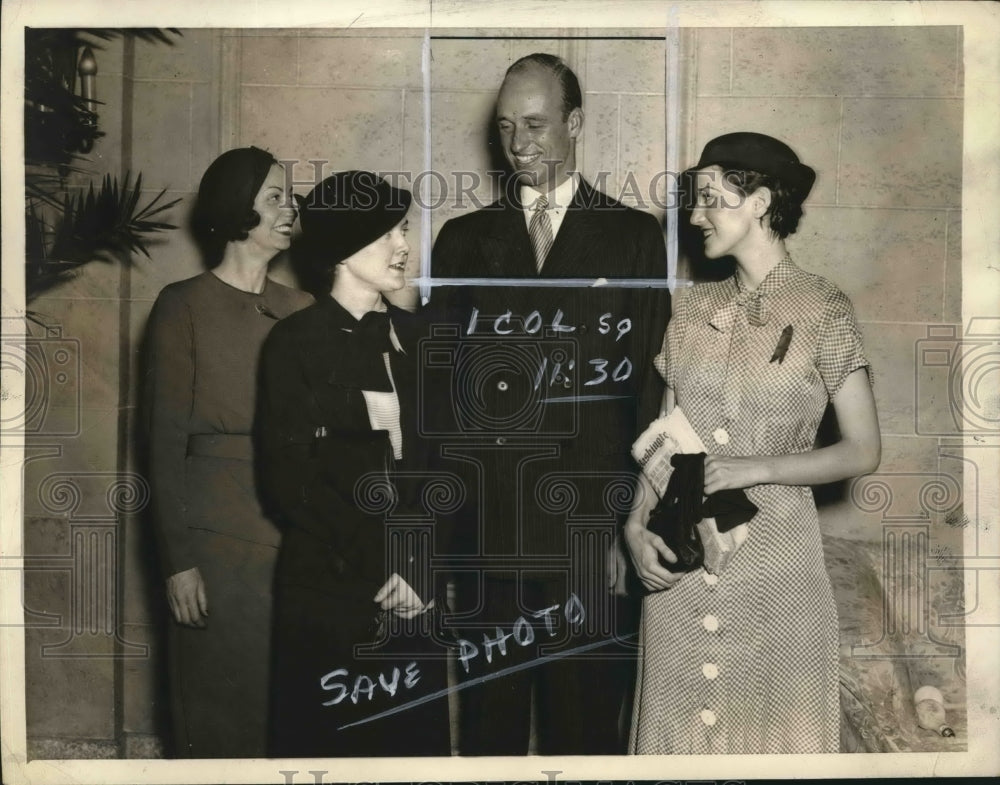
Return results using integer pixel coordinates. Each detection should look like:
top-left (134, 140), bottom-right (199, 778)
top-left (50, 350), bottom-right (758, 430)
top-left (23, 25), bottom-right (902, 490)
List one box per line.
top-left (295, 171), bottom-right (412, 267)
top-left (689, 132), bottom-right (816, 200)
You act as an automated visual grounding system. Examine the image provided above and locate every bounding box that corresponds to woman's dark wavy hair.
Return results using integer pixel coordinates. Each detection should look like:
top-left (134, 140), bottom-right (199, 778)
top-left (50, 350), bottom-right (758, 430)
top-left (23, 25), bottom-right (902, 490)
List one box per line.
top-left (680, 167), bottom-right (806, 240)
top-left (190, 146), bottom-right (279, 267)
top-left (722, 169), bottom-right (805, 239)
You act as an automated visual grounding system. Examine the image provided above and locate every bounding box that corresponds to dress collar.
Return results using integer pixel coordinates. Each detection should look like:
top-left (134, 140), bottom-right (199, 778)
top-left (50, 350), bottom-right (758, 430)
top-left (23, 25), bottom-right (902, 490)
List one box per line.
top-left (709, 254), bottom-right (797, 330)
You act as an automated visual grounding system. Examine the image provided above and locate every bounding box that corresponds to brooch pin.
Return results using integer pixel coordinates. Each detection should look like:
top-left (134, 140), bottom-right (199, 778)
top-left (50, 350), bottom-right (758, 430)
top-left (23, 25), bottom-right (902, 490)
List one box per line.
top-left (770, 324), bottom-right (794, 364)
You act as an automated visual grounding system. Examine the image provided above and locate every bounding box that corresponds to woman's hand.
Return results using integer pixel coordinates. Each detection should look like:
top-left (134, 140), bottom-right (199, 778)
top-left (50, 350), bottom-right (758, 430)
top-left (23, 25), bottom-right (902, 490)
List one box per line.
top-left (703, 454), bottom-right (766, 495)
top-left (374, 573), bottom-right (428, 619)
top-left (620, 467), bottom-right (683, 593)
top-left (166, 567), bottom-right (208, 627)
top-left (623, 522), bottom-right (684, 593)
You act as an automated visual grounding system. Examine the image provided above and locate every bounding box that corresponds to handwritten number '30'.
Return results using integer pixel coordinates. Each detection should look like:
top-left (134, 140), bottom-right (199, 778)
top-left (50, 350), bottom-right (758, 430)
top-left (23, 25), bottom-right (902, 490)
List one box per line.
top-left (585, 357), bottom-right (633, 386)
top-left (534, 356), bottom-right (633, 390)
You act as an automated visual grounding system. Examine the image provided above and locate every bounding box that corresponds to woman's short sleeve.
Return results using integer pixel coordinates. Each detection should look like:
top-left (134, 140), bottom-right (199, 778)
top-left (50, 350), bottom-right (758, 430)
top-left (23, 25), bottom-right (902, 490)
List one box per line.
top-left (817, 288), bottom-right (873, 398)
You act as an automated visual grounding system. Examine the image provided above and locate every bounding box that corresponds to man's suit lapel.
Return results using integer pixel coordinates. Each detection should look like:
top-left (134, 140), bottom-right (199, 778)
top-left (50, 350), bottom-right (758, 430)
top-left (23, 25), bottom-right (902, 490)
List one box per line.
top-left (538, 179), bottom-right (604, 277)
top-left (483, 198), bottom-right (536, 278)
top-left (479, 179), bottom-right (605, 278)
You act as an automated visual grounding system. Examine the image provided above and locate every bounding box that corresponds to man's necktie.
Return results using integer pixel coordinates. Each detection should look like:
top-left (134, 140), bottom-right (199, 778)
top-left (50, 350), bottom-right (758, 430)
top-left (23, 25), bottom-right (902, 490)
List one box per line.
top-left (529, 195), bottom-right (553, 271)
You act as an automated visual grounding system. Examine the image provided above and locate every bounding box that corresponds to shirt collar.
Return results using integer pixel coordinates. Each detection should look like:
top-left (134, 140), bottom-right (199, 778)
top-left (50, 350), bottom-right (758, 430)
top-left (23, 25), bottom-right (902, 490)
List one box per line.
top-left (520, 171), bottom-right (579, 211)
top-left (709, 254), bottom-right (798, 330)
top-left (734, 253), bottom-right (798, 298)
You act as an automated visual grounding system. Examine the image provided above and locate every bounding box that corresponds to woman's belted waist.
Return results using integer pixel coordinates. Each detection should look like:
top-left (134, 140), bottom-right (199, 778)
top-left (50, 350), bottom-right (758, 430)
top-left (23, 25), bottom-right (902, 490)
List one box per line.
top-left (187, 433), bottom-right (253, 460)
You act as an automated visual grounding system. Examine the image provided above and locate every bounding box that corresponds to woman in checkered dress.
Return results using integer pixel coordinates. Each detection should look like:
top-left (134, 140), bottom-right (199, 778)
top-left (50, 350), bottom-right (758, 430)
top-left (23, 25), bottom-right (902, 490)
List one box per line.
top-left (624, 133), bottom-right (881, 754)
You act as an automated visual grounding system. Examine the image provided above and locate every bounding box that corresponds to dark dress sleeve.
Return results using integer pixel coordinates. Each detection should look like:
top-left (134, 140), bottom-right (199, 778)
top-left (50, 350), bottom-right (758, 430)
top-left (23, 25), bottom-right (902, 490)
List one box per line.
top-left (145, 287), bottom-right (197, 577)
top-left (256, 319), bottom-right (402, 590)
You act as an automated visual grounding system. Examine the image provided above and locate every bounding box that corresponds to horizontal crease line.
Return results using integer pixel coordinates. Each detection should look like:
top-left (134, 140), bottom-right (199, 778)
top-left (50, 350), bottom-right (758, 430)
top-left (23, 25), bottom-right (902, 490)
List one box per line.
top-left (413, 276), bottom-right (686, 288)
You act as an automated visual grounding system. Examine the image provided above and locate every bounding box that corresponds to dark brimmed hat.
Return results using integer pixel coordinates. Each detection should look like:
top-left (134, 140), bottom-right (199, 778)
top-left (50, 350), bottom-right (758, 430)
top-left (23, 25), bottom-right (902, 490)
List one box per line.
top-left (295, 171), bottom-right (412, 266)
top-left (688, 132), bottom-right (816, 200)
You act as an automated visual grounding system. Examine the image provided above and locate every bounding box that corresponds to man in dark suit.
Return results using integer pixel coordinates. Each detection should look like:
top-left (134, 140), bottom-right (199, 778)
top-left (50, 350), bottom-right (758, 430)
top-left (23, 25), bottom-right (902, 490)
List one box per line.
top-left (429, 53), bottom-right (670, 755)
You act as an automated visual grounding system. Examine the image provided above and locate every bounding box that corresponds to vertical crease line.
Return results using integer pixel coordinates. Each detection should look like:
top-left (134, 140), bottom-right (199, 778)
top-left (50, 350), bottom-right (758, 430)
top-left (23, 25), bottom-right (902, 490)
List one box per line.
top-left (400, 87), bottom-right (406, 173)
top-left (835, 97), bottom-right (845, 206)
top-left (943, 210), bottom-right (950, 321)
top-left (729, 28), bottom-right (735, 95)
top-left (616, 93), bottom-right (622, 197)
top-left (421, 30), bottom-right (433, 306)
top-left (116, 33), bottom-right (137, 746)
top-left (665, 9), bottom-right (681, 293)
top-left (188, 83), bottom-right (195, 197)
top-left (955, 26), bottom-right (962, 98)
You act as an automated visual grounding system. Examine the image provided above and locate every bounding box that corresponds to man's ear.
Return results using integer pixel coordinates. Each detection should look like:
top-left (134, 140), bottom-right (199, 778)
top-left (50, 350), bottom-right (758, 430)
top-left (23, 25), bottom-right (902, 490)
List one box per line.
top-left (567, 107), bottom-right (584, 139)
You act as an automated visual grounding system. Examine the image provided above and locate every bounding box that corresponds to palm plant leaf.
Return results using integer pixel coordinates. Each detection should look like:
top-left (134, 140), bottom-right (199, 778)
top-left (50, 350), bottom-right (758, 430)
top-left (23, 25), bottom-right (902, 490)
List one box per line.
top-left (27, 172), bottom-right (182, 297)
top-left (25, 27), bottom-right (184, 299)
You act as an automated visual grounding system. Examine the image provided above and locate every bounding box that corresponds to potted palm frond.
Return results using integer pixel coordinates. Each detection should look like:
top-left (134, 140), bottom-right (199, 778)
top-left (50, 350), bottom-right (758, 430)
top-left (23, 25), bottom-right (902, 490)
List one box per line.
top-left (24, 28), bottom-right (183, 304)
top-left (26, 172), bottom-right (181, 297)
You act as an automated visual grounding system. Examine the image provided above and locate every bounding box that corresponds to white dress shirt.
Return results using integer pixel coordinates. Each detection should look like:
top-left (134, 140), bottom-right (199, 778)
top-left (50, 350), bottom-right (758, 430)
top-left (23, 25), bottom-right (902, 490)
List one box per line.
top-left (520, 172), bottom-right (579, 243)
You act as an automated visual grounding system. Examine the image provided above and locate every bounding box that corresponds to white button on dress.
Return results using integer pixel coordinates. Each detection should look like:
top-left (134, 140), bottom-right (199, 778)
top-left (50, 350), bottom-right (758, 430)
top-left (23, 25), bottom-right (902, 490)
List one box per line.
top-left (712, 427), bottom-right (730, 445)
top-left (703, 572), bottom-right (719, 586)
top-left (702, 663), bottom-right (719, 680)
top-left (703, 614), bottom-right (719, 632)
top-left (700, 708), bottom-right (717, 726)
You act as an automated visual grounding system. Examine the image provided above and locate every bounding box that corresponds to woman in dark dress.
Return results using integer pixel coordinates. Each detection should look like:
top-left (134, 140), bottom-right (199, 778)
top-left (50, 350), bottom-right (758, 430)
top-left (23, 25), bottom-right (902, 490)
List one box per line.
top-left (144, 146), bottom-right (312, 757)
top-left (257, 171), bottom-right (452, 757)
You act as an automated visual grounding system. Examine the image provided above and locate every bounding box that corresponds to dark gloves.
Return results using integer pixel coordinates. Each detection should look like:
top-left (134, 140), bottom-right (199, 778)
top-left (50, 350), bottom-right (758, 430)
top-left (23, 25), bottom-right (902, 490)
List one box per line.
top-left (645, 453), bottom-right (758, 573)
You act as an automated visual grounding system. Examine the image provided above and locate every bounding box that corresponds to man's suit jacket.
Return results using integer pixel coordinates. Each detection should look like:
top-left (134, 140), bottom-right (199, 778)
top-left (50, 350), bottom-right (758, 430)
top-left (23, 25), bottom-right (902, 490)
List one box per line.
top-left (430, 178), bottom-right (670, 566)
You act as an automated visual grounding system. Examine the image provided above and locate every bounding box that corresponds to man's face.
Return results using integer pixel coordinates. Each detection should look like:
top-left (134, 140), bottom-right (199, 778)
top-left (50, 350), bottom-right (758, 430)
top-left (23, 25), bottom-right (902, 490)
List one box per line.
top-left (495, 65), bottom-right (582, 193)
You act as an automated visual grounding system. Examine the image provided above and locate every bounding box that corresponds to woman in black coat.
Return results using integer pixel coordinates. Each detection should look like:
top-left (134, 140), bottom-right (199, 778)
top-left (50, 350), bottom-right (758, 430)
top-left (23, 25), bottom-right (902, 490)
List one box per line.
top-left (257, 171), bottom-right (452, 757)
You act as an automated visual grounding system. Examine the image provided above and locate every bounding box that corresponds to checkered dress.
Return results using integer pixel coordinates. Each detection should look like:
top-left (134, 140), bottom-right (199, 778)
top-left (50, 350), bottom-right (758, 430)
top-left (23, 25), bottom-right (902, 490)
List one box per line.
top-left (631, 257), bottom-right (871, 754)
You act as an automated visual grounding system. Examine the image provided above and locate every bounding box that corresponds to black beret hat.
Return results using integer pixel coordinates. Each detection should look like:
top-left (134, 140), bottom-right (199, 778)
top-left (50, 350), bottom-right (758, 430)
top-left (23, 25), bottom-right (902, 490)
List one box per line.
top-left (295, 171), bottom-right (412, 266)
top-left (689, 132), bottom-right (816, 200)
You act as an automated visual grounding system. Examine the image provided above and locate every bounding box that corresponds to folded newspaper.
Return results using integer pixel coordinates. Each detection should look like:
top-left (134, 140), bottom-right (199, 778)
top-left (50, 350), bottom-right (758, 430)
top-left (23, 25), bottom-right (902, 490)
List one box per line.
top-left (631, 406), bottom-right (748, 574)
